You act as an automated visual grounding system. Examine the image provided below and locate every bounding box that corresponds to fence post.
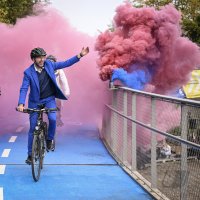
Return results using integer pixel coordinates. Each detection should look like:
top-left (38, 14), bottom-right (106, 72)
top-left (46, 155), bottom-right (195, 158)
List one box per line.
top-left (123, 91), bottom-right (128, 163)
top-left (181, 104), bottom-right (188, 200)
top-left (132, 93), bottom-right (137, 171)
top-left (151, 97), bottom-right (157, 189)
top-left (111, 89), bottom-right (118, 151)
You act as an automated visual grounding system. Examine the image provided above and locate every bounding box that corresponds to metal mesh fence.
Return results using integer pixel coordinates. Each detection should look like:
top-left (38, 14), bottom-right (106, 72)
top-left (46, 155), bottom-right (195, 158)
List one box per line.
top-left (101, 87), bottom-right (200, 200)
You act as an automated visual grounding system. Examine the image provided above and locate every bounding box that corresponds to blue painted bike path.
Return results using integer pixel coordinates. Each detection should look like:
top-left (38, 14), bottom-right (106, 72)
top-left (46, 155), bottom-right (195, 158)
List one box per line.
top-left (0, 124), bottom-right (153, 200)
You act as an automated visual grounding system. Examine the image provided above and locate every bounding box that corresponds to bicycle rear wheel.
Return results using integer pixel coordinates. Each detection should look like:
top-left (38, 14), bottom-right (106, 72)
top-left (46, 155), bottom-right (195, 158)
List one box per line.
top-left (31, 134), bottom-right (42, 182)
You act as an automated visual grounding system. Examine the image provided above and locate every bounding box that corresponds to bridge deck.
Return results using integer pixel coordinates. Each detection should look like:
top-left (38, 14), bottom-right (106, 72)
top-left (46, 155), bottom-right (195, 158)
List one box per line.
top-left (0, 124), bottom-right (153, 200)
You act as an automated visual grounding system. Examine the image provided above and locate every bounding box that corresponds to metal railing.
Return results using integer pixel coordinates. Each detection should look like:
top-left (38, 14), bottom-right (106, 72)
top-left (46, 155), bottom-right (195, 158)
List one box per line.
top-left (101, 86), bottom-right (200, 200)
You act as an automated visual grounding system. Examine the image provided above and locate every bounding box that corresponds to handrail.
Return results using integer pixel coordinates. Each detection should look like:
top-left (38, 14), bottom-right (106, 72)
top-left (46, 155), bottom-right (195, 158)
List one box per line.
top-left (102, 86), bottom-right (200, 200)
top-left (112, 86), bottom-right (200, 106)
top-left (106, 104), bottom-right (200, 150)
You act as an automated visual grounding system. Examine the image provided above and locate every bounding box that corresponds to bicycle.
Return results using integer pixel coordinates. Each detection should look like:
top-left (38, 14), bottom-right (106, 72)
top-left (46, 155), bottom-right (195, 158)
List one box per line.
top-left (18, 105), bottom-right (57, 182)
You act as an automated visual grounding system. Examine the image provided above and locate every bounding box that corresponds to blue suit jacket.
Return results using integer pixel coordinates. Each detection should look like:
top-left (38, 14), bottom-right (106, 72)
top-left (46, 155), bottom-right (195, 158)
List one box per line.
top-left (18, 55), bottom-right (80, 106)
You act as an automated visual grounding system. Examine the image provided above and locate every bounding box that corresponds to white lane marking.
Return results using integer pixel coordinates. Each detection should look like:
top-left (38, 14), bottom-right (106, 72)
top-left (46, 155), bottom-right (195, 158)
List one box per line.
top-left (15, 126), bottom-right (24, 133)
top-left (0, 187), bottom-right (3, 200)
top-left (1, 149), bottom-right (11, 158)
top-left (8, 136), bottom-right (17, 143)
top-left (0, 165), bottom-right (6, 174)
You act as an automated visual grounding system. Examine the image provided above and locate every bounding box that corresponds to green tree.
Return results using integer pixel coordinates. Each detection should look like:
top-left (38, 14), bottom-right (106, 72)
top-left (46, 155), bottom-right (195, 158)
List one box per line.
top-left (129, 0), bottom-right (200, 44)
top-left (0, 0), bottom-right (50, 25)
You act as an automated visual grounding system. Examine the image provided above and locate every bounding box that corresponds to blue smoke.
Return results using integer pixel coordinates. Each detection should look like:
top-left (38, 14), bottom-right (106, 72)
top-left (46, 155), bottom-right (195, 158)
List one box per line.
top-left (173, 88), bottom-right (186, 98)
top-left (111, 68), bottom-right (151, 90)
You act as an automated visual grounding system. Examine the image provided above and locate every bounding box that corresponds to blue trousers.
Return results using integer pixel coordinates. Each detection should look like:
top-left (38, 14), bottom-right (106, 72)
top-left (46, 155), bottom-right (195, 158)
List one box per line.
top-left (28, 96), bottom-right (56, 155)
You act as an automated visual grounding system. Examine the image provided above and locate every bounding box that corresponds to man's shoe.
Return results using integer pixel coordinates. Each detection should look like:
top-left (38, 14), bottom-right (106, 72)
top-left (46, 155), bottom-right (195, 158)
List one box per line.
top-left (46, 139), bottom-right (52, 150)
top-left (51, 140), bottom-right (55, 151)
top-left (25, 155), bottom-right (32, 165)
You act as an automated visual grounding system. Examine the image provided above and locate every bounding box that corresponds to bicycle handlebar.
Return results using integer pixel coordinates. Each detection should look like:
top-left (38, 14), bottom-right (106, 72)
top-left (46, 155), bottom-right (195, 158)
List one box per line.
top-left (16, 107), bottom-right (58, 114)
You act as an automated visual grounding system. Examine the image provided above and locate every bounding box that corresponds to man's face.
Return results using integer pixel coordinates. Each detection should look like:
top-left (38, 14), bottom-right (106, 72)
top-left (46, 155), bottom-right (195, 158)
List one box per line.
top-left (33, 56), bottom-right (46, 68)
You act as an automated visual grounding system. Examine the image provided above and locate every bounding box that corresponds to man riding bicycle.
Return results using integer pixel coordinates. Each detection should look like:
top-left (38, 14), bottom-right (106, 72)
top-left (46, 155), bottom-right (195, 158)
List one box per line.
top-left (17, 47), bottom-right (89, 164)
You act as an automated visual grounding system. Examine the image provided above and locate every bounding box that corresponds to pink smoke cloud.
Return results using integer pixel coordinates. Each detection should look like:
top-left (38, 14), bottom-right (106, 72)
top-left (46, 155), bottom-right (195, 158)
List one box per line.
top-left (0, 7), bottom-right (108, 134)
top-left (95, 3), bottom-right (200, 94)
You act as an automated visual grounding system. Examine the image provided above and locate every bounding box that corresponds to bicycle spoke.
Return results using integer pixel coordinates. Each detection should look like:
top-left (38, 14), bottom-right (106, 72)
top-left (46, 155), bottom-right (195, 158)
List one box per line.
top-left (40, 130), bottom-right (46, 169)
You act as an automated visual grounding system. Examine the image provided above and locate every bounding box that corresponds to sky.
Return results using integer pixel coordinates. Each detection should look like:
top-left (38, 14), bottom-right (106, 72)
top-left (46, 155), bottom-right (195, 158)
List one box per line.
top-left (51, 0), bottom-right (124, 36)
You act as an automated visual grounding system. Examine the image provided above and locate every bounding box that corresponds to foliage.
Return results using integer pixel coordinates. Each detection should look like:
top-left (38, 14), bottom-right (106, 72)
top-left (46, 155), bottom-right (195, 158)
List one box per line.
top-left (167, 126), bottom-right (181, 136)
top-left (129, 0), bottom-right (200, 44)
top-left (0, 0), bottom-right (50, 24)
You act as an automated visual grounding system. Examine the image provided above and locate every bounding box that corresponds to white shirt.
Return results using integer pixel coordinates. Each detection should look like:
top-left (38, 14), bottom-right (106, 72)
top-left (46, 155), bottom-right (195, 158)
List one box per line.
top-left (55, 69), bottom-right (70, 99)
top-left (34, 65), bottom-right (44, 73)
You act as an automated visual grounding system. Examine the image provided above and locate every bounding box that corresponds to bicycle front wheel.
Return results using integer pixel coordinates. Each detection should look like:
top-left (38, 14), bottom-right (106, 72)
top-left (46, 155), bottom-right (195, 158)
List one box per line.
top-left (40, 128), bottom-right (46, 170)
top-left (31, 134), bottom-right (42, 182)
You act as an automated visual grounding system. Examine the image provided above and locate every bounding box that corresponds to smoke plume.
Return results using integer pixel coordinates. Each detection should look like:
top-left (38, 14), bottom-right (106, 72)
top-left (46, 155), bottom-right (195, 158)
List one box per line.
top-left (95, 3), bottom-right (200, 94)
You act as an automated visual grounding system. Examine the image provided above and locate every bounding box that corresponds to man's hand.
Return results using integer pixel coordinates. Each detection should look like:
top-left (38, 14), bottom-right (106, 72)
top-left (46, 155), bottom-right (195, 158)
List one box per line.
top-left (17, 104), bottom-right (24, 112)
top-left (80, 47), bottom-right (89, 57)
